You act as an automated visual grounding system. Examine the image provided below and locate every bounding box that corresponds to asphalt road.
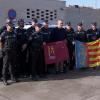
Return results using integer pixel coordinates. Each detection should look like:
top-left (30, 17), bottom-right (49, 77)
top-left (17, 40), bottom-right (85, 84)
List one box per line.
top-left (0, 68), bottom-right (100, 100)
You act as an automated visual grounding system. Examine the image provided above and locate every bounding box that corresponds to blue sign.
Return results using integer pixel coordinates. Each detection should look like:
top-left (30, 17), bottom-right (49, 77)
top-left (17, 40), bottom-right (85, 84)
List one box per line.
top-left (8, 9), bottom-right (16, 19)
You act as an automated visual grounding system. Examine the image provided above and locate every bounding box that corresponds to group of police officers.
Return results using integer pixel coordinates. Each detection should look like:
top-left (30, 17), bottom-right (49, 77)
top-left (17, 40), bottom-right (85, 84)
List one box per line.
top-left (0, 18), bottom-right (100, 86)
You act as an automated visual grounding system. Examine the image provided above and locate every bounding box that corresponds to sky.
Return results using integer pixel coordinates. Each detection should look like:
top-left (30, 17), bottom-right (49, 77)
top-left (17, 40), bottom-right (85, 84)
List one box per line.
top-left (65, 0), bottom-right (100, 9)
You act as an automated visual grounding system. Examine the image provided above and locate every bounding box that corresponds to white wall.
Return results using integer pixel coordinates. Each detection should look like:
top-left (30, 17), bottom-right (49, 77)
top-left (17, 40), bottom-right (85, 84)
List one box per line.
top-left (65, 6), bottom-right (100, 30)
top-left (0, 0), bottom-right (66, 26)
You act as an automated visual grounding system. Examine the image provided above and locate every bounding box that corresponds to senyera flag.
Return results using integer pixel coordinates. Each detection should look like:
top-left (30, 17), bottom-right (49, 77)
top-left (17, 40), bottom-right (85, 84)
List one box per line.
top-left (43, 40), bottom-right (69, 64)
top-left (75, 39), bottom-right (100, 68)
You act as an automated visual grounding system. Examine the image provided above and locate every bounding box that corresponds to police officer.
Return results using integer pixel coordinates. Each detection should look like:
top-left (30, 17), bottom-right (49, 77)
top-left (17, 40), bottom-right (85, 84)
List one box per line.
top-left (65, 22), bottom-right (75, 70)
top-left (50, 19), bottom-right (67, 74)
top-left (23, 23), bottom-right (45, 80)
top-left (41, 20), bottom-right (51, 74)
top-left (41, 20), bottom-right (51, 43)
top-left (50, 19), bottom-right (67, 42)
top-left (16, 19), bottom-right (27, 77)
top-left (75, 23), bottom-right (87, 42)
top-left (87, 22), bottom-right (100, 42)
top-left (27, 18), bottom-right (38, 75)
top-left (0, 21), bottom-right (17, 85)
top-left (27, 18), bottom-right (38, 37)
top-left (0, 19), bottom-right (15, 80)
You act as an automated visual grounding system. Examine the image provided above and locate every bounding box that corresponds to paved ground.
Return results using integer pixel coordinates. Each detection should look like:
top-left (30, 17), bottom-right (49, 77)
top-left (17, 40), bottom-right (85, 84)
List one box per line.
top-left (0, 68), bottom-right (100, 100)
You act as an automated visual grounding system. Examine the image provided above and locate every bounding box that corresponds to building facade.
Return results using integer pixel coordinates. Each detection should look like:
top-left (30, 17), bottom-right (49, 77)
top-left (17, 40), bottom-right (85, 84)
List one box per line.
top-left (65, 6), bottom-right (100, 30)
top-left (0, 0), bottom-right (100, 29)
top-left (0, 0), bottom-right (66, 26)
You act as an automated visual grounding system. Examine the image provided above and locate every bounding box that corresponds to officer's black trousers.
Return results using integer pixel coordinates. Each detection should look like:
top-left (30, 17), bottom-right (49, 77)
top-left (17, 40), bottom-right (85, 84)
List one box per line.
top-left (2, 50), bottom-right (16, 81)
top-left (27, 48), bottom-right (33, 76)
top-left (31, 50), bottom-right (44, 77)
top-left (67, 41), bottom-right (75, 70)
top-left (17, 49), bottom-right (27, 76)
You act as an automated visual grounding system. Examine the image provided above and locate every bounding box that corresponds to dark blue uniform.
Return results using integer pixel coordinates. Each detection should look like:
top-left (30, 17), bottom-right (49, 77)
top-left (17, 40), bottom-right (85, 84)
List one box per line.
top-left (41, 27), bottom-right (52, 74)
top-left (75, 30), bottom-right (87, 42)
top-left (50, 27), bottom-right (67, 73)
top-left (26, 26), bottom-right (35, 76)
top-left (27, 32), bottom-right (44, 79)
top-left (66, 28), bottom-right (75, 70)
top-left (0, 26), bottom-right (7, 77)
top-left (41, 27), bottom-right (51, 43)
top-left (0, 26), bottom-right (15, 35)
top-left (86, 29), bottom-right (100, 42)
top-left (27, 26), bottom-right (35, 37)
top-left (50, 27), bottom-right (67, 42)
top-left (1, 31), bottom-right (17, 82)
top-left (16, 28), bottom-right (27, 76)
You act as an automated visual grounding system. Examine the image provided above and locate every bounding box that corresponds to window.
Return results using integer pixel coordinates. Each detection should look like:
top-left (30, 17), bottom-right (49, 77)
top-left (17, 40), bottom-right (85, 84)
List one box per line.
top-left (46, 13), bottom-right (49, 15)
top-left (41, 15), bottom-right (44, 17)
top-left (50, 12), bottom-right (53, 14)
top-left (27, 12), bottom-right (30, 15)
top-left (36, 13), bottom-right (40, 15)
top-left (27, 16), bottom-right (30, 18)
top-left (32, 14), bottom-right (35, 17)
top-left (50, 15), bottom-right (53, 17)
top-left (41, 11), bottom-right (44, 13)
top-left (27, 9), bottom-right (30, 11)
top-left (32, 11), bottom-right (35, 13)
top-left (37, 16), bottom-right (40, 19)
top-left (46, 16), bottom-right (49, 19)
top-left (50, 18), bottom-right (53, 20)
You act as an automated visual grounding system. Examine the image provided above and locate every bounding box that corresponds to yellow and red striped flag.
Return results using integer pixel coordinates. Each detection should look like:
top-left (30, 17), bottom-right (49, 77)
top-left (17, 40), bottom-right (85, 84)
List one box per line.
top-left (86, 39), bottom-right (100, 67)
